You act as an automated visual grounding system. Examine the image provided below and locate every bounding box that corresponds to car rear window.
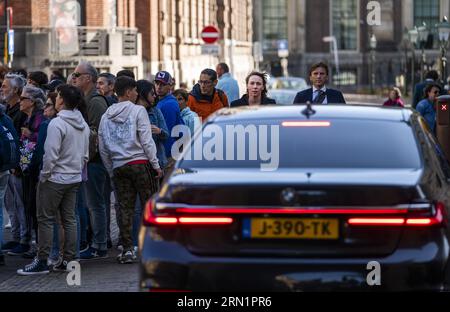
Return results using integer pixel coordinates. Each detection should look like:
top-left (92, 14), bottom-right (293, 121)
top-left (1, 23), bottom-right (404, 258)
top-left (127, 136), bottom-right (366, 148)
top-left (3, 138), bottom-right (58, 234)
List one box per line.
top-left (178, 119), bottom-right (422, 170)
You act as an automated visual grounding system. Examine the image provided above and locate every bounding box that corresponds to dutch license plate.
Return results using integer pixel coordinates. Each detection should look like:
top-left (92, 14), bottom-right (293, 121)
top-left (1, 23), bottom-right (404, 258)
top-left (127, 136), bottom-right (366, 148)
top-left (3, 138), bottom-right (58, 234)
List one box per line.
top-left (242, 218), bottom-right (339, 240)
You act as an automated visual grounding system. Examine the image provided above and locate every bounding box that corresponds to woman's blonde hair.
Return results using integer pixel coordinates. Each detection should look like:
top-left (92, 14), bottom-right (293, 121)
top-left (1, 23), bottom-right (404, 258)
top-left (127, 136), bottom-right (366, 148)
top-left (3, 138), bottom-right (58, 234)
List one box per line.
top-left (390, 87), bottom-right (402, 99)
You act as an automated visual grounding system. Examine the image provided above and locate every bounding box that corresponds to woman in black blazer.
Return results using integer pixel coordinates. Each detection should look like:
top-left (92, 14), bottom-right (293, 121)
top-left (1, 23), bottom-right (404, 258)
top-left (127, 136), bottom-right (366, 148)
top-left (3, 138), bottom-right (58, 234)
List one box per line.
top-left (231, 71), bottom-right (276, 107)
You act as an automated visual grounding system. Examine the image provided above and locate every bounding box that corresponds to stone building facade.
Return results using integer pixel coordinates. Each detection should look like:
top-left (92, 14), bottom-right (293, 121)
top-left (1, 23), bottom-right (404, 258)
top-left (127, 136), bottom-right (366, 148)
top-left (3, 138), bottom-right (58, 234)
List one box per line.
top-left (1, 0), bottom-right (143, 78)
top-left (136, 0), bottom-right (254, 89)
top-left (254, 0), bottom-right (450, 93)
top-left (1, 0), bottom-right (254, 90)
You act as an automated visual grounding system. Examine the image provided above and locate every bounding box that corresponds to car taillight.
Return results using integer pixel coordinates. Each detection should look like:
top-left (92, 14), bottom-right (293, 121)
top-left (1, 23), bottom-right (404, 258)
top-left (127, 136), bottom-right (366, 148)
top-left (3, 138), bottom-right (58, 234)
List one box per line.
top-left (178, 217), bottom-right (234, 224)
top-left (348, 202), bottom-right (447, 228)
top-left (143, 201), bottom-right (234, 226)
top-left (348, 218), bottom-right (405, 226)
top-left (174, 208), bottom-right (408, 215)
top-left (405, 201), bottom-right (447, 227)
top-left (151, 217), bottom-right (178, 224)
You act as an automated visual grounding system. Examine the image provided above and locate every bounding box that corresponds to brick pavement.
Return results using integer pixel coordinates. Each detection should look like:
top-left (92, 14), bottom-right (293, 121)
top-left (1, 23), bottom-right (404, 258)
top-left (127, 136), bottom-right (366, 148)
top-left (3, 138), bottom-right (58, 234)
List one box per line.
top-left (0, 200), bottom-right (140, 292)
top-left (0, 256), bottom-right (139, 292)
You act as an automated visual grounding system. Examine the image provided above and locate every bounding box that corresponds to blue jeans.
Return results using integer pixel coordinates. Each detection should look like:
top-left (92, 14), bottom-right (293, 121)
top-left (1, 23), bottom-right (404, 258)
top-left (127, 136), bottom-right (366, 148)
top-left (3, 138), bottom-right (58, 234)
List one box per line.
top-left (0, 173), bottom-right (11, 252)
top-left (105, 176), bottom-right (112, 242)
top-left (23, 167), bottom-right (40, 245)
top-left (4, 175), bottom-right (27, 244)
top-left (50, 222), bottom-right (60, 259)
top-left (85, 162), bottom-right (108, 251)
top-left (76, 182), bottom-right (88, 249)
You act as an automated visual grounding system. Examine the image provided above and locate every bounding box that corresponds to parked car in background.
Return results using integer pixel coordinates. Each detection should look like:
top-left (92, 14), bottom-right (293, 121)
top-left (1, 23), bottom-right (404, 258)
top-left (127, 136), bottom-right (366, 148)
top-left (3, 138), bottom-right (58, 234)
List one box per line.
top-left (268, 77), bottom-right (308, 91)
top-left (268, 89), bottom-right (298, 105)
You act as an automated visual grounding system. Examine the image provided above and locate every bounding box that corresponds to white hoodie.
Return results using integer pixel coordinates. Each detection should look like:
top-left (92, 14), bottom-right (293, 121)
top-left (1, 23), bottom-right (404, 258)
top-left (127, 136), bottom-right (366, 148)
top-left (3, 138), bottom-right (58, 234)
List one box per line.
top-left (98, 101), bottom-right (160, 177)
top-left (41, 110), bottom-right (90, 184)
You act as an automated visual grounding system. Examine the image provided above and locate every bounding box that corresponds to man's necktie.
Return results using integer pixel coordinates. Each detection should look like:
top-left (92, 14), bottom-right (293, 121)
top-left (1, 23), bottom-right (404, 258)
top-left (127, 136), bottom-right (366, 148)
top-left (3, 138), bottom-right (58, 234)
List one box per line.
top-left (314, 90), bottom-right (326, 104)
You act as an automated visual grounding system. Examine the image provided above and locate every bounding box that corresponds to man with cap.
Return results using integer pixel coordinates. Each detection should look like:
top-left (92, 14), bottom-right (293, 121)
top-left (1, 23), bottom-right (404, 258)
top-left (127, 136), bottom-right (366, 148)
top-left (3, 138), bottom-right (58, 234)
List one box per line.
top-left (154, 71), bottom-right (184, 173)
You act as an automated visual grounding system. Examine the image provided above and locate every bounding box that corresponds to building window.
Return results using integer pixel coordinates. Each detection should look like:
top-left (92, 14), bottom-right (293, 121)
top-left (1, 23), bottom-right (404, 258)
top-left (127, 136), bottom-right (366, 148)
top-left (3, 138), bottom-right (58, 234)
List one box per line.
top-left (333, 70), bottom-right (357, 86)
top-left (332, 0), bottom-right (358, 51)
top-left (50, 0), bottom-right (85, 55)
top-left (262, 0), bottom-right (287, 51)
top-left (50, 0), bottom-right (84, 27)
top-left (414, 0), bottom-right (440, 49)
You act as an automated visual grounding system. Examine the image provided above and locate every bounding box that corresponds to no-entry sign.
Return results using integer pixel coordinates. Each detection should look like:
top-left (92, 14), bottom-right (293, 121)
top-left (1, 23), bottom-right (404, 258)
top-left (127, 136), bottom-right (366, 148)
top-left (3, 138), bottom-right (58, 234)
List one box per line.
top-left (201, 25), bottom-right (220, 44)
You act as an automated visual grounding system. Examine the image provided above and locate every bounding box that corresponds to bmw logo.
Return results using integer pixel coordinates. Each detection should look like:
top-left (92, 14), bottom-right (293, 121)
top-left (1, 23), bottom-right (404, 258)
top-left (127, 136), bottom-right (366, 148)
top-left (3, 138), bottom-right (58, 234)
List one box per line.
top-left (281, 188), bottom-right (297, 206)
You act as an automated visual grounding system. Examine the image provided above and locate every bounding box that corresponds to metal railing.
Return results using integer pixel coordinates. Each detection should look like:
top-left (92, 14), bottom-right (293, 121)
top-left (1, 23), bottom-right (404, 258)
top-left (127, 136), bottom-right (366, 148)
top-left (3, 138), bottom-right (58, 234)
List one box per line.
top-left (51, 27), bottom-right (138, 57)
top-left (122, 30), bottom-right (138, 56)
top-left (77, 28), bottom-right (109, 56)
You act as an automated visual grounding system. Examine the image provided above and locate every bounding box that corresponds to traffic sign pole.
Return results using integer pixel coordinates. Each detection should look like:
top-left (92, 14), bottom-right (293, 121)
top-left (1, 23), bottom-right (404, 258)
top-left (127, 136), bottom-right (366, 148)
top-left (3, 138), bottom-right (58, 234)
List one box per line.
top-left (201, 25), bottom-right (220, 56)
top-left (3, 4), bottom-right (12, 67)
top-left (8, 29), bottom-right (14, 67)
top-left (7, 7), bottom-right (12, 67)
top-left (3, 32), bottom-right (7, 65)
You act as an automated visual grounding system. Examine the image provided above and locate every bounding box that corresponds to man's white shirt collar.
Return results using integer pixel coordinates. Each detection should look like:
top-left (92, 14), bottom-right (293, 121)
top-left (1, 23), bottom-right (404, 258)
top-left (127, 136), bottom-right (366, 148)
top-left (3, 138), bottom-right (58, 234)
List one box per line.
top-left (313, 86), bottom-right (327, 93)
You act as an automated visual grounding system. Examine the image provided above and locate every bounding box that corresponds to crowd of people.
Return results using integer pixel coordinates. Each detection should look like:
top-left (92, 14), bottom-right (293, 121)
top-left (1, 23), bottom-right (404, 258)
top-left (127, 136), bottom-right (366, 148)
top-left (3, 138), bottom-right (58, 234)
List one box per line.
top-left (5, 58), bottom-right (446, 275)
top-left (0, 59), bottom-right (284, 275)
top-left (382, 70), bottom-right (450, 134)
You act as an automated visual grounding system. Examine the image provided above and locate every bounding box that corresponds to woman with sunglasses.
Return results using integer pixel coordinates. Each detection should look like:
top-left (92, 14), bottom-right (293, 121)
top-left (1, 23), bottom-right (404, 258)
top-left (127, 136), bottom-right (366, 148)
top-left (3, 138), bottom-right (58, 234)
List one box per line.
top-left (17, 84), bottom-right (48, 258)
top-left (416, 83), bottom-right (442, 134)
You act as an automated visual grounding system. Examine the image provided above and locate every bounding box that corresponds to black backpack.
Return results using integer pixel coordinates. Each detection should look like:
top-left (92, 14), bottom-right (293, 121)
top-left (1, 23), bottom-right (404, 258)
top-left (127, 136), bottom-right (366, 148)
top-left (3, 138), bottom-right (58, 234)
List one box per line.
top-left (90, 91), bottom-right (110, 108)
top-left (0, 114), bottom-right (20, 171)
top-left (217, 89), bottom-right (228, 108)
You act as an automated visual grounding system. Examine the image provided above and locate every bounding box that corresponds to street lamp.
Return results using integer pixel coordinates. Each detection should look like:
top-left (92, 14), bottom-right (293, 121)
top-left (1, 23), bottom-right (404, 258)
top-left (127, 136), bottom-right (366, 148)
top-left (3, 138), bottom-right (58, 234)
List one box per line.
top-left (437, 16), bottom-right (450, 83)
top-left (417, 22), bottom-right (430, 81)
top-left (369, 34), bottom-right (377, 94)
top-left (323, 36), bottom-right (340, 87)
top-left (408, 27), bottom-right (419, 98)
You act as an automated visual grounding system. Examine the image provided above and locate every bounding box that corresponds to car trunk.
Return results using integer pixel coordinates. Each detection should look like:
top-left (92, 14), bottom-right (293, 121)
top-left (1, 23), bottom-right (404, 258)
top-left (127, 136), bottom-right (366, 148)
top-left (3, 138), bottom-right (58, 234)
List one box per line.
top-left (155, 168), bottom-right (424, 258)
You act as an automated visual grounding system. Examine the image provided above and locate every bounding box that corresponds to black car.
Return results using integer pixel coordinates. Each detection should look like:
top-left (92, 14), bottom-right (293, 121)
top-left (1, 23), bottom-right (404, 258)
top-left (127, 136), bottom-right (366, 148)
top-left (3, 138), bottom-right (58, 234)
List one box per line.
top-left (139, 105), bottom-right (450, 291)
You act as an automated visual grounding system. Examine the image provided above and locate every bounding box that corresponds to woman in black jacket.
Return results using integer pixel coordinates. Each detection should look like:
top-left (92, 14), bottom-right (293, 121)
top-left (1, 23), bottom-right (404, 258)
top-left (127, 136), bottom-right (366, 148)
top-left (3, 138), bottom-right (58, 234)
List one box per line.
top-left (231, 71), bottom-right (276, 107)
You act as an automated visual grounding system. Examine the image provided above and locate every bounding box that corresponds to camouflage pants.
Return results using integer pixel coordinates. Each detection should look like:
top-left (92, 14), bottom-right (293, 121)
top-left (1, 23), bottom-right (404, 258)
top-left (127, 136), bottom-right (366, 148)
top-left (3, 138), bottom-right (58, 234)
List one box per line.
top-left (112, 163), bottom-right (159, 252)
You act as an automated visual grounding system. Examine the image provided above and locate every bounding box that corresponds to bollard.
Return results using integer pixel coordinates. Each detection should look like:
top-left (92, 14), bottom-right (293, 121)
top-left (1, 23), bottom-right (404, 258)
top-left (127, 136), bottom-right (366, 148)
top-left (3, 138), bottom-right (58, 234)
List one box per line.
top-left (436, 95), bottom-right (450, 160)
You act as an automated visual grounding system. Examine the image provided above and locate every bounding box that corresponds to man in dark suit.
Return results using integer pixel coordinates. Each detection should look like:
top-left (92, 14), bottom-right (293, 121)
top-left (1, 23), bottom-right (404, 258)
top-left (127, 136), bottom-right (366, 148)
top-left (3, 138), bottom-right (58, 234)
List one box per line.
top-left (293, 62), bottom-right (346, 104)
